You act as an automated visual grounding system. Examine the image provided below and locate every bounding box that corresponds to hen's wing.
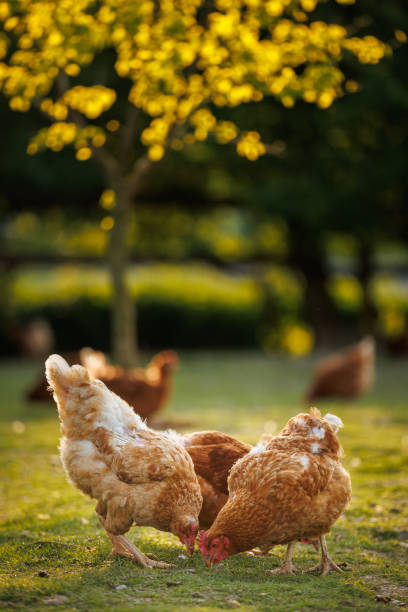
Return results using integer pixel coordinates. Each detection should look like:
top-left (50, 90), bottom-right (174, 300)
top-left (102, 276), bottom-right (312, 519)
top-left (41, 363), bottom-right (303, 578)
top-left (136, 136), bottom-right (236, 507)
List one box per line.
top-left (229, 442), bottom-right (336, 504)
top-left (93, 427), bottom-right (176, 485)
top-left (183, 431), bottom-right (251, 495)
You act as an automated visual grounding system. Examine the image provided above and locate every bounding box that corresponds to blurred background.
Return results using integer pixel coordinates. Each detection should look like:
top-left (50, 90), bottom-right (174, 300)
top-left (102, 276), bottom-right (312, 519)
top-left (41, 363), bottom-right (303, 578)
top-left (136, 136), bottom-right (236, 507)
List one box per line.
top-left (0, 1), bottom-right (407, 363)
top-left (1, 4), bottom-right (408, 607)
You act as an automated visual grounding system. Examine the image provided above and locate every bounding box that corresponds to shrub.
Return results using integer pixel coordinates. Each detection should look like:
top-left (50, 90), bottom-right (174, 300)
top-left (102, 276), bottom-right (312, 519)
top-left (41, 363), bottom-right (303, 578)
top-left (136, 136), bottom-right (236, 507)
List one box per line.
top-left (5, 264), bottom-right (263, 352)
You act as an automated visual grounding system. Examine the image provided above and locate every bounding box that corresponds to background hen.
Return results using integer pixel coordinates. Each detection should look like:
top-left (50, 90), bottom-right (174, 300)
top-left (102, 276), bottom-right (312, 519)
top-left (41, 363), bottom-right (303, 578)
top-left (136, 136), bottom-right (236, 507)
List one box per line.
top-left (45, 354), bottom-right (201, 568)
top-left (305, 337), bottom-right (375, 403)
top-left (199, 408), bottom-right (351, 575)
top-left (28, 349), bottom-right (178, 422)
top-left (80, 347), bottom-right (179, 421)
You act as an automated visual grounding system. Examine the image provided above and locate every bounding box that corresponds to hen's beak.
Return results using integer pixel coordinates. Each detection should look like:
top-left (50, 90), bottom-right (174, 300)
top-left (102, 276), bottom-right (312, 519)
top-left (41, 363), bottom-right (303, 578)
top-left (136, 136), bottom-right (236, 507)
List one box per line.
top-left (205, 555), bottom-right (215, 569)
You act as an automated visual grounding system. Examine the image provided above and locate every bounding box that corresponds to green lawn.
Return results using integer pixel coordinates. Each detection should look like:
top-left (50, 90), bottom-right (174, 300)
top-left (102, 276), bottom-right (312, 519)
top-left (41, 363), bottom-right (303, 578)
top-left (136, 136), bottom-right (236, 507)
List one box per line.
top-left (1, 351), bottom-right (407, 611)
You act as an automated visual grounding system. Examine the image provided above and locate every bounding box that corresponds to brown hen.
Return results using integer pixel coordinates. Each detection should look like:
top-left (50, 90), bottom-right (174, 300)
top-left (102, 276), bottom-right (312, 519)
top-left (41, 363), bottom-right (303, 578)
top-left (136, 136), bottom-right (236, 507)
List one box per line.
top-left (27, 348), bottom-right (178, 422)
top-left (80, 347), bottom-right (179, 421)
top-left (45, 354), bottom-right (201, 568)
top-left (305, 337), bottom-right (375, 403)
top-left (181, 431), bottom-right (251, 529)
top-left (199, 409), bottom-right (351, 576)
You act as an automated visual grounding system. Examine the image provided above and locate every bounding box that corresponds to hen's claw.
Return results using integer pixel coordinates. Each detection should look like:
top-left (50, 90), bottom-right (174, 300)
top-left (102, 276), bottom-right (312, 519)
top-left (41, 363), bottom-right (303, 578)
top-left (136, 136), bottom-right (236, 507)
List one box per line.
top-left (100, 519), bottom-right (174, 569)
top-left (266, 541), bottom-right (297, 576)
top-left (305, 535), bottom-right (343, 576)
top-left (142, 558), bottom-right (175, 569)
top-left (306, 558), bottom-right (343, 575)
top-left (266, 562), bottom-right (297, 575)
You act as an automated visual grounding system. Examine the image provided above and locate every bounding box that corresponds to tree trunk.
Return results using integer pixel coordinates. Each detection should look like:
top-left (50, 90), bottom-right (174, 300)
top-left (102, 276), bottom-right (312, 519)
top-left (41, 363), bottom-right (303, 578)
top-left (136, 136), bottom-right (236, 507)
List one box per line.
top-left (357, 238), bottom-right (376, 336)
top-left (288, 227), bottom-right (340, 346)
top-left (108, 185), bottom-right (138, 368)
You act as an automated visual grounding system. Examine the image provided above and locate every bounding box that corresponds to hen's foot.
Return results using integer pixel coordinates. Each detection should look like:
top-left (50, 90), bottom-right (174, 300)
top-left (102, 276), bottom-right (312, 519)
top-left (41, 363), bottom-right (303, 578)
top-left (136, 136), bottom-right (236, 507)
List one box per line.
top-left (114, 534), bottom-right (175, 569)
top-left (101, 520), bottom-right (175, 569)
top-left (306, 556), bottom-right (343, 576)
top-left (305, 535), bottom-right (343, 576)
top-left (266, 561), bottom-right (297, 576)
top-left (140, 557), bottom-right (175, 569)
top-left (266, 541), bottom-right (297, 575)
top-left (109, 537), bottom-right (132, 558)
top-left (112, 535), bottom-right (175, 568)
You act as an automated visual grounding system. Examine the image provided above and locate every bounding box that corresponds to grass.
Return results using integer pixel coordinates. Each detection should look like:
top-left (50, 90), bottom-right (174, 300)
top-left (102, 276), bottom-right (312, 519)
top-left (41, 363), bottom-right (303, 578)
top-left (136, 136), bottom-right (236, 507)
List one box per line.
top-left (0, 350), bottom-right (407, 612)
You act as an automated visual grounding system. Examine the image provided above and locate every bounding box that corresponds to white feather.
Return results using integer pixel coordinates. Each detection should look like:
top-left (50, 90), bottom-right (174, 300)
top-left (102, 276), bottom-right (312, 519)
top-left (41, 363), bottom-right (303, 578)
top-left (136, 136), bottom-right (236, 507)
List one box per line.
top-left (249, 443), bottom-right (265, 455)
top-left (323, 413), bottom-right (344, 433)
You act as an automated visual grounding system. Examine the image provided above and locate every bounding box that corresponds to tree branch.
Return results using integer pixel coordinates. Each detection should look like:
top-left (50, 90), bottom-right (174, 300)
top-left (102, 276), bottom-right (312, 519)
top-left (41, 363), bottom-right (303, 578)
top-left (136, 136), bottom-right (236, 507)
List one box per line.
top-left (56, 74), bottom-right (121, 179)
top-left (124, 155), bottom-right (155, 198)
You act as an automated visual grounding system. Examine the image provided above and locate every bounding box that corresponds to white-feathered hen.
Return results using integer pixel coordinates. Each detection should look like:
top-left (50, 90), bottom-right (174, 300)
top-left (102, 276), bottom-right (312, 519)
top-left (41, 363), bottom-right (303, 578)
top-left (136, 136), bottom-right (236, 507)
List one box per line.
top-left (45, 354), bottom-right (202, 568)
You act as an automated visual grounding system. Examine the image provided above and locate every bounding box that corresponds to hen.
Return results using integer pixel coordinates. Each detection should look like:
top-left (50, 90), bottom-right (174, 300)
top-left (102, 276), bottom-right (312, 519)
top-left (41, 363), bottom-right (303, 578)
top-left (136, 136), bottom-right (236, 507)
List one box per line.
top-left (181, 430), bottom-right (318, 553)
top-left (199, 408), bottom-right (351, 576)
top-left (28, 349), bottom-right (178, 422)
top-left (305, 337), bottom-right (375, 403)
top-left (45, 354), bottom-right (202, 568)
top-left (181, 431), bottom-right (252, 529)
top-left (80, 347), bottom-right (178, 421)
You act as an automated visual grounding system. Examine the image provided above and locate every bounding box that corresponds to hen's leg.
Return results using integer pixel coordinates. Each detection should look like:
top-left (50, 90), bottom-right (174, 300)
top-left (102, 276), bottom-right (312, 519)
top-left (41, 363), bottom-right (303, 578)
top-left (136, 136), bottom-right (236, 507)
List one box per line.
top-left (305, 535), bottom-right (343, 575)
top-left (99, 516), bottom-right (175, 569)
top-left (108, 533), bottom-right (174, 568)
top-left (266, 541), bottom-right (297, 575)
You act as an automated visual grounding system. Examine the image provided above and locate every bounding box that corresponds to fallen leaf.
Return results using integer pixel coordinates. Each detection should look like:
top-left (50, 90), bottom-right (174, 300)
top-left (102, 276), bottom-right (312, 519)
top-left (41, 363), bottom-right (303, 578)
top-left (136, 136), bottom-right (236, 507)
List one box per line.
top-left (166, 581), bottom-right (182, 587)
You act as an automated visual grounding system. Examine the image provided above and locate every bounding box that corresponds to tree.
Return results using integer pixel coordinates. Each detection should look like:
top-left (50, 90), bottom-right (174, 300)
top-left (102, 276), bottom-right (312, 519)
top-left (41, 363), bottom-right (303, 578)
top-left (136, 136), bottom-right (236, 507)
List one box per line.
top-left (0, 0), bottom-right (386, 366)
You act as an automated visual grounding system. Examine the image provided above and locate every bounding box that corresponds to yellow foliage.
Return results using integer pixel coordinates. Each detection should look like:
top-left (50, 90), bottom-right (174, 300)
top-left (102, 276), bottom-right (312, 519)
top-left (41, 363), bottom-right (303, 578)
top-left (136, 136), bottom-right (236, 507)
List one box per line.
top-left (76, 146), bottom-right (92, 160)
top-left (281, 323), bottom-right (314, 356)
top-left (99, 189), bottom-right (116, 210)
top-left (380, 309), bottom-right (405, 338)
top-left (237, 131), bottom-right (266, 161)
top-left (0, 0), bottom-right (387, 162)
top-left (0, 2), bottom-right (10, 20)
top-left (63, 86), bottom-right (116, 119)
top-left (106, 119), bottom-right (120, 131)
top-left (148, 144), bottom-right (165, 161)
top-left (328, 274), bottom-right (363, 311)
top-left (100, 216), bottom-right (114, 231)
top-left (394, 30), bottom-right (407, 43)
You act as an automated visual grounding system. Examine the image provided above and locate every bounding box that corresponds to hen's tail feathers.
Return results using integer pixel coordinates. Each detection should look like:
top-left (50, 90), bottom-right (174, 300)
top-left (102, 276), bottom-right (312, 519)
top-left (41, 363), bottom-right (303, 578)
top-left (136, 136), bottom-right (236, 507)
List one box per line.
top-left (45, 353), bottom-right (90, 400)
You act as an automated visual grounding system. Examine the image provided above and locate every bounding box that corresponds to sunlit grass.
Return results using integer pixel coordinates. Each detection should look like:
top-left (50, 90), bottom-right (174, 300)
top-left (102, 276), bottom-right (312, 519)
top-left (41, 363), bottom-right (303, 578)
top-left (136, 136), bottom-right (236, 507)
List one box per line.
top-left (0, 352), bottom-right (407, 611)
